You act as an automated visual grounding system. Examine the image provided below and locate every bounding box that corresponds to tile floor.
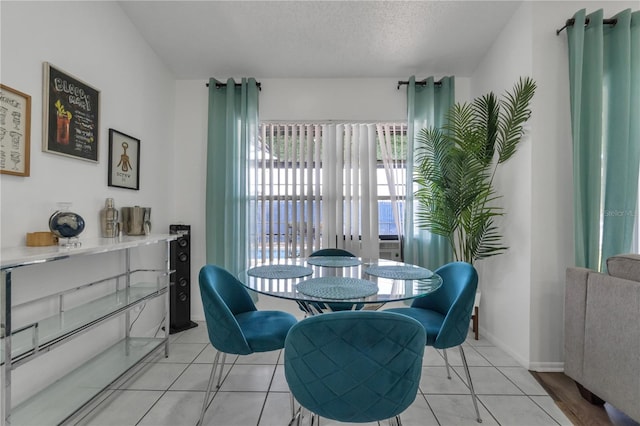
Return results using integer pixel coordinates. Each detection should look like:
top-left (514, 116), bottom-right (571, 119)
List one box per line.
top-left (73, 322), bottom-right (572, 426)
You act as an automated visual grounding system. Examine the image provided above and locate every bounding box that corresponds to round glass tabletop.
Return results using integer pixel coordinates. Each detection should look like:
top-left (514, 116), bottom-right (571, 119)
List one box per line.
top-left (238, 258), bottom-right (442, 305)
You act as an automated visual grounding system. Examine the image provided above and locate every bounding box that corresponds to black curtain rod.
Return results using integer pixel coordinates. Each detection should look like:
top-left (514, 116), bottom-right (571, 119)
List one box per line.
top-left (396, 80), bottom-right (442, 90)
top-left (205, 81), bottom-right (262, 91)
top-left (556, 17), bottom-right (617, 35)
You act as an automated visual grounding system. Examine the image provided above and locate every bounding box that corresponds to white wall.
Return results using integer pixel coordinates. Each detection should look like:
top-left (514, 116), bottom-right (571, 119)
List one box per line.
top-left (176, 77), bottom-right (472, 320)
top-left (260, 78), bottom-right (412, 122)
top-left (470, 2), bottom-right (534, 368)
top-left (528, 0), bottom-right (578, 371)
top-left (1, 0), bottom-right (176, 405)
top-left (1, 1), bottom-right (176, 245)
top-left (173, 80), bottom-right (209, 319)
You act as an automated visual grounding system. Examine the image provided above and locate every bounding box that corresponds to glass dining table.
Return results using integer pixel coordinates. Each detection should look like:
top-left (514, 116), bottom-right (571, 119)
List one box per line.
top-left (237, 256), bottom-right (443, 315)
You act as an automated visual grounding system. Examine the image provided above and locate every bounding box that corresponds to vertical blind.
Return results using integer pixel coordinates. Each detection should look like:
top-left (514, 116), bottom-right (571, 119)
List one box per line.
top-left (377, 123), bottom-right (407, 244)
top-left (250, 122), bottom-right (407, 263)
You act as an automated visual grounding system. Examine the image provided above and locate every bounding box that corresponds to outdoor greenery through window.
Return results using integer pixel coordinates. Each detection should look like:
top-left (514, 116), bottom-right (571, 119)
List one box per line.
top-left (250, 122), bottom-right (407, 261)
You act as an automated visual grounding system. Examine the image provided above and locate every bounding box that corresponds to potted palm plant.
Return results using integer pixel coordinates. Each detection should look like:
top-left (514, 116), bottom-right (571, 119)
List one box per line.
top-left (414, 77), bottom-right (536, 264)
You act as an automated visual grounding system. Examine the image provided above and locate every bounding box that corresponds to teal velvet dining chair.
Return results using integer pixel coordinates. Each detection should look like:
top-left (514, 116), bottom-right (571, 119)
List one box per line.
top-left (284, 310), bottom-right (426, 425)
top-left (305, 248), bottom-right (364, 313)
top-left (385, 261), bottom-right (482, 423)
top-left (197, 264), bottom-right (298, 425)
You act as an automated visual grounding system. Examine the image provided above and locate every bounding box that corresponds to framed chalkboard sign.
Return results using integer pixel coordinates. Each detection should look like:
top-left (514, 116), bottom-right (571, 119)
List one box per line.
top-left (42, 62), bottom-right (100, 162)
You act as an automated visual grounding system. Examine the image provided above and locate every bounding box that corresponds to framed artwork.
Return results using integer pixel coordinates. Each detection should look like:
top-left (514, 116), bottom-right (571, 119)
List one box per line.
top-left (108, 129), bottom-right (140, 190)
top-left (0, 84), bottom-right (31, 176)
top-left (42, 62), bottom-right (100, 162)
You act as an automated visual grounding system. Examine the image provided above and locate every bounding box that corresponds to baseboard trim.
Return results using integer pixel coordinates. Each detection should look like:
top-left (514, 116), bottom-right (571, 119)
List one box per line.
top-left (528, 362), bottom-right (565, 372)
top-left (477, 326), bottom-right (564, 372)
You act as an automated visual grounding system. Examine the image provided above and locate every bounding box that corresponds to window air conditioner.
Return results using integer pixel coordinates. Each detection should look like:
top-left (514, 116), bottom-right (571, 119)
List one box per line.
top-left (379, 239), bottom-right (401, 261)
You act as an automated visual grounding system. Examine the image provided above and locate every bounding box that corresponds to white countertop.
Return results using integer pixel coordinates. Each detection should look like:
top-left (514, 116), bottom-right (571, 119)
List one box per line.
top-left (1, 234), bottom-right (177, 269)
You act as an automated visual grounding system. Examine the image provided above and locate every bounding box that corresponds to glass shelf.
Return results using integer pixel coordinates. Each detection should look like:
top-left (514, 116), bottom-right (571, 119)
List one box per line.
top-left (1, 283), bottom-right (166, 366)
top-left (10, 337), bottom-right (164, 426)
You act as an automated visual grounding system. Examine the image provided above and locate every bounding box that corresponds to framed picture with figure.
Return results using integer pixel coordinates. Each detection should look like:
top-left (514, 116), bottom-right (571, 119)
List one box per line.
top-left (42, 62), bottom-right (100, 162)
top-left (0, 84), bottom-right (31, 176)
top-left (108, 128), bottom-right (140, 190)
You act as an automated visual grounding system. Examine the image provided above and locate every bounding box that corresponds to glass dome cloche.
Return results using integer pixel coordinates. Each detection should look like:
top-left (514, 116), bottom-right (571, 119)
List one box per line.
top-left (49, 202), bottom-right (85, 247)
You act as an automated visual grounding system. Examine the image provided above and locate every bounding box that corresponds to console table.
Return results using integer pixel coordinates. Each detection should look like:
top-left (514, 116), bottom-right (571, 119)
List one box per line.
top-left (0, 234), bottom-right (177, 425)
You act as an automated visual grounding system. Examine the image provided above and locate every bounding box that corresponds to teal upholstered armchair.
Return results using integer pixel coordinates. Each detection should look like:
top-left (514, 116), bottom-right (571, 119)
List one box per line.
top-left (197, 264), bottom-right (298, 425)
top-left (284, 310), bottom-right (425, 425)
top-left (386, 261), bottom-right (482, 423)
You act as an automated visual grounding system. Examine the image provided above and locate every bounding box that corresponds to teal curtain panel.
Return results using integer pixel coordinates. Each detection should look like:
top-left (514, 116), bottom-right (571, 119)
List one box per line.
top-left (405, 76), bottom-right (455, 269)
top-left (567, 9), bottom-right (639, 271)
top-left (206, 78), bottom-right (259, 275)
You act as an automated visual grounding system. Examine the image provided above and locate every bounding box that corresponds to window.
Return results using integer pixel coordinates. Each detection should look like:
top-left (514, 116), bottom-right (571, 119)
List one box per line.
top-left (250, 123), bottom-right (407, 261)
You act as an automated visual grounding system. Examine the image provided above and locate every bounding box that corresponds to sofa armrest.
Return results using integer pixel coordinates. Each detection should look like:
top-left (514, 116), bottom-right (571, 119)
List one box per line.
top-left (564, 267), bottom-right (591, 381)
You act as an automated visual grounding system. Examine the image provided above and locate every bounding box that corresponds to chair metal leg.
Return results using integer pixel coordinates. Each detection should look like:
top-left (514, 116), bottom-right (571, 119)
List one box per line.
top-left (386, 415), bottom-right (402, 426)
top-left (287, 408), bottom-right (301, 426)
top-left (458, 346), bottom-right (482, 423)
top-left (293, 407), bottom-right (321, 426)
top-left (197, 350), bottom-right (222, 426)
top-left (442, 348), bottom-right (451, 379)
top-left (216, 352), bottom-right (227, 388)
top-left (288, 395), bottom-right (302, 426)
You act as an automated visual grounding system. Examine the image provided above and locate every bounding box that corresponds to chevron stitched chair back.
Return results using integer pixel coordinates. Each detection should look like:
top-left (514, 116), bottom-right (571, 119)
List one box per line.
top-left (284, 310), bottom-right (425, 423)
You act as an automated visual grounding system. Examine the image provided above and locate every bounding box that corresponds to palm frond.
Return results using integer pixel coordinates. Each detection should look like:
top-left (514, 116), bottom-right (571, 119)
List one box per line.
top-left (472, 93), bottom-right (500, 165)
top-left (497, 77), bottom-right (536, 163)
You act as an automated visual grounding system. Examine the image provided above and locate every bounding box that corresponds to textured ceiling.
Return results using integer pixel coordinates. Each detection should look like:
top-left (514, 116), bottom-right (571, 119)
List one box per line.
top-left (118, 0), bottom-right (523, 79)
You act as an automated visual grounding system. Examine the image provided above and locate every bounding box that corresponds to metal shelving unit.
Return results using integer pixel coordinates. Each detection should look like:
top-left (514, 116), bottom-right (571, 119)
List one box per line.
top-left (0, 234), bottom-right (177, 425)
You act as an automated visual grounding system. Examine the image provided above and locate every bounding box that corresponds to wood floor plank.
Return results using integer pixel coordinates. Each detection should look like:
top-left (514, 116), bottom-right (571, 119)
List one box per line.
top-left (532, 371), bottom-right (636, 426)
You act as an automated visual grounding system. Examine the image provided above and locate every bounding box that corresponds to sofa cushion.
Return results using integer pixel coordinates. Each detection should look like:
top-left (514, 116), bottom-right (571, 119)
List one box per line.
top-left (607, 254), bottom-right (640, 282)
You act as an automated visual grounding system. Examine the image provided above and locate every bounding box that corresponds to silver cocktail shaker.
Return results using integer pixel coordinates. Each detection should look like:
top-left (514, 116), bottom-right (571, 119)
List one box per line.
top-left (100, 198), bottom-right (120, 238)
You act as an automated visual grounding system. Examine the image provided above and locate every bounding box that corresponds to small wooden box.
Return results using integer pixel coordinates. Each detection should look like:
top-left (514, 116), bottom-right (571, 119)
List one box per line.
top-left (26, 231), bottom-right (58, 247)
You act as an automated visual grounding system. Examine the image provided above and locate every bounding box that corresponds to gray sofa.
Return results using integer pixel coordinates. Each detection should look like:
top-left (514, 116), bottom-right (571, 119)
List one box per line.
top-left (564, 253), bottom-right (640, 422)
